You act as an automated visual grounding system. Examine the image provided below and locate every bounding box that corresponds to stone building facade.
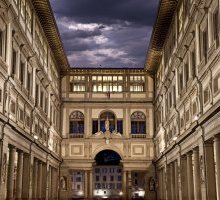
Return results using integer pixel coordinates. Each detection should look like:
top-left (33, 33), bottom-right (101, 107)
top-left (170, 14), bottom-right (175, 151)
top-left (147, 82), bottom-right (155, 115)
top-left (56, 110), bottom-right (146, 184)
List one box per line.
top-left (147, 0), bottom-right (220, 199)
top-left (0, 0), bottom-right (68, 199)
top-left (1, 0), bottom-right (220, 200)
top-left (60, 69), bottom-right (155, 199)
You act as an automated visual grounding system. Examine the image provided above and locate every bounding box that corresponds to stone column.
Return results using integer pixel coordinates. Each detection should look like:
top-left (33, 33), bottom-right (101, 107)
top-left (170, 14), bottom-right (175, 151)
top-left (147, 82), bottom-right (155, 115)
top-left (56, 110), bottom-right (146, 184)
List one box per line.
top-left (204, 141), bottom-right (217, 199)
top-left (187, 152), bottom-right (194, 200)
top-left (195, 24), bottom-right (200, 66)
top-left (37, 161), bottom-right (43, 198)
top-left (89, 170), bottom-right (93, 198)
top-left (33, 159), bottom-right (38, 198)
top-left (214, 136), bottom-right (220, 200)
top-left (207, 12), bottom-right (213, 47)
top-left (128, 171), bottom-right (132, 199)
top-left (174, 161), bottom-right (179, 200)
top-left (181, 156), bottom-right (188, 200)
top-left (170, 163), bottom-right (175, 200)
top-left (6, 23), bottom-right (12, 69)
top-left (15, 151), bottom-right (24, 199)
top-left (7, 145), bottom-right (16, 199)
top-left (22, 153), bottom-right (31, 199)
top-left (167, 165), bottom-right (171, 200)
top-left (84, 171), bottom-right (88, 199)
top-left (122, 170), bottom-right (127, 199)
top-left (193, 148), bottom-right (201, 200)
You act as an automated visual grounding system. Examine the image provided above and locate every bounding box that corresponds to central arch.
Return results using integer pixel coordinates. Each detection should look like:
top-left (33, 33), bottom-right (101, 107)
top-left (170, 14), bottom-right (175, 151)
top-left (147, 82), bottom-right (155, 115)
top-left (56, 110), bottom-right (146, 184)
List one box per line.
top-left (92, 144), bottom-right (124, 160)
top-left (93, 149), bottom-right (123, 198)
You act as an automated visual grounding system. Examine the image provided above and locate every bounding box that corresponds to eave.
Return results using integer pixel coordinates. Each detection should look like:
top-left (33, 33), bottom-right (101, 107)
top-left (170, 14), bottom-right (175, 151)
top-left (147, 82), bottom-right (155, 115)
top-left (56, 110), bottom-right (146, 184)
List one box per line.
top-left (32, 0), bottom-right (69, 73)
top-left (145, 0), bottom-right (178, 74)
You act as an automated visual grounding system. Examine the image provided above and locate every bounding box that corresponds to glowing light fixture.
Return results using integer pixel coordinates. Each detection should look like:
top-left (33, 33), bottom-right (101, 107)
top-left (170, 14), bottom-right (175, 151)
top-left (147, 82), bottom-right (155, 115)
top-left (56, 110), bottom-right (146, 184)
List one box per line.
top-left (34, 135), bottom-right (39, 140)
top-left (194, 115), bottom-right (199, 121)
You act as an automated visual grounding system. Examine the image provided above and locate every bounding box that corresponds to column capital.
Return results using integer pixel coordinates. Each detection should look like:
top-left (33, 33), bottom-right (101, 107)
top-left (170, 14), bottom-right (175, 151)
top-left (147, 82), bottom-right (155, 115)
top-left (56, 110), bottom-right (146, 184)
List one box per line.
top-left (17, 149), bottom-right (24, 154)
top-left (8, 144), bottom-right (16, 150)
top-left (214, 135), bottom-right (220, 142)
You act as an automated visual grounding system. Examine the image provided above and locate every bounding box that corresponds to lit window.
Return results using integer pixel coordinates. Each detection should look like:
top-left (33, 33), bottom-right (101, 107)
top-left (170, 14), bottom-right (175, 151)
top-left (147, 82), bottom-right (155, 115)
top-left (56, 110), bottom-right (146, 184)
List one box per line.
top-left (70, 76), bottom-right (86, 92)
top-left (91, 75), bottom-right (123, 92)
top-left (130, 75), bottom-right (145, 92)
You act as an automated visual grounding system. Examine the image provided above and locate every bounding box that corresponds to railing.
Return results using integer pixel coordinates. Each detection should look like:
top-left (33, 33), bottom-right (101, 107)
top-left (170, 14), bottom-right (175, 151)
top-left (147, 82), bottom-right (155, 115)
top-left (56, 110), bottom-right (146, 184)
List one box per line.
top-left (69, 133), bottom-right (84, 138)
top-left (131, 134), bottom-right (146, 139)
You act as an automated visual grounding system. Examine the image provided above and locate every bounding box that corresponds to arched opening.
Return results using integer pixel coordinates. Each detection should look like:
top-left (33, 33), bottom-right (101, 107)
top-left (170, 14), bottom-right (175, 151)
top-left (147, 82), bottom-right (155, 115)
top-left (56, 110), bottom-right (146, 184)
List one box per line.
top-left (95, 150), bottom-right (121, 165)
top-left (100, 111), bottom-right (116, 132)
top-left (93, 149), bottom-right (123, 198)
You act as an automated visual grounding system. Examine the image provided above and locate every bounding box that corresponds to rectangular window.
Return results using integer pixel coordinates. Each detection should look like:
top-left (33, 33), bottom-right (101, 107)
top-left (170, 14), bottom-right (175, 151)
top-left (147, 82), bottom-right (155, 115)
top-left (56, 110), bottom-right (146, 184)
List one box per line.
top-left (19, 61), bottom-right (25, 84)
top-left (117, 120), bottom-right (123, 134)
top-left (12, 50), bottom-right (17, 75)
top-left (35, 84), bottom-right (39, 105)
top-left (185, 61), bottom-right (189, 83)
top-left (192, 101), bottom-right (197, 116)
top-left (213, 8), bottom-right (219, 46)
top-left (10, 101), bottom-right (16, 114)
top-left (40, 91), bottom-right (44, 108)
top-left (0, 31), bottom-right (3, 57)
top-left (179, 71), bottom-right (183, 92)
top-left (18, 108), bottom-right (24, 122)
top-left (0, 88), bottom-right (2, 103)
top-left (180, 117), bottom-right (184, 129)
top-left (203, 87), bottom-right (210, 105)
top-left (76, 177), bottom-right (81, 182)
top-left (202, 29), bottom-right (208, 59)
top-left (191, 49), bottom-right (196, 78)
top-left (214, 74), bottom-right (220, 94)
top-left (185, 109), bottom-right (190, 122)
top-left (77, 185), bottom-right (81, 190)
top-left (172, 85), bottom-right (176, 106)
top-left (26, 115), bottom-right (30, 127)
top-left (92, 120), bottom-right (98, 134)
top-left (27, 71), bottom-right (31, 92)
top-left (44, 96), bottom-right (48, 113)
top-left (96, 176), bottom-right (99, 182)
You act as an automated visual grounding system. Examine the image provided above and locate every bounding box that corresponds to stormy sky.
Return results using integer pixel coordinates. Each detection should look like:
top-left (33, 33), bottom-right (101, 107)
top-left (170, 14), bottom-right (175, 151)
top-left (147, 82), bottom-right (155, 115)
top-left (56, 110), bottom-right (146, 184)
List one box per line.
top-left (50, 0), bottom-right (159, 68)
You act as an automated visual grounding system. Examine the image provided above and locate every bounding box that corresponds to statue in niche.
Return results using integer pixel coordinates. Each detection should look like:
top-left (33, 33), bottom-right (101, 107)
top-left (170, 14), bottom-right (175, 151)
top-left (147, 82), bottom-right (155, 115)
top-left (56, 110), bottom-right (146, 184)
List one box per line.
top-left (60, 176), bottom-right (67, 190)
top-left (105, 116), bottom-right (110, 131)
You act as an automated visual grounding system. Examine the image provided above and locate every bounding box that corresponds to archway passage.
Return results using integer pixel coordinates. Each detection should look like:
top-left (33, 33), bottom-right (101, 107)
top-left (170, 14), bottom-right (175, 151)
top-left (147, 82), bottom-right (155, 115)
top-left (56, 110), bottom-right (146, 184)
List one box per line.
top-left (93, 150), bottom-right (123, 199)
top-left (95, 149), bottom-right (121, 165)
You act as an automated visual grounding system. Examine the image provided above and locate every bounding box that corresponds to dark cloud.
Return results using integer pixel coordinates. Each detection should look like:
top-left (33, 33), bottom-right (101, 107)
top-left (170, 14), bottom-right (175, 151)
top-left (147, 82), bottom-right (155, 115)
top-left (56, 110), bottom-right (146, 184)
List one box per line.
top-left (50, 0), bottom-right (159, 68)
top-left (51, 0), bottom-right (158, 26)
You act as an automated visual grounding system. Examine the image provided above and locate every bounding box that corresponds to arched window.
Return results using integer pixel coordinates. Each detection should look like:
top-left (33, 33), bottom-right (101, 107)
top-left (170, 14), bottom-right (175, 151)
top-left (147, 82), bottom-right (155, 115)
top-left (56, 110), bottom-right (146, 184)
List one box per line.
top-left (131, 112), bottom-right (146, 134)
top-left (99, 112), bottom-right (115, 132)
top-left (69, 111), bottom-right (84, 136)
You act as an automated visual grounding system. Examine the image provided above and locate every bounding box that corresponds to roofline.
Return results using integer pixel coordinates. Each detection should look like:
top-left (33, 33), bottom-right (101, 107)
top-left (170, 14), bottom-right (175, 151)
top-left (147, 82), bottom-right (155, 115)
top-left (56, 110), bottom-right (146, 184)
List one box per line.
top-left (145, 0), bottom-right (178, 74)
top-left (32, 0), bottom-right (70, 73)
